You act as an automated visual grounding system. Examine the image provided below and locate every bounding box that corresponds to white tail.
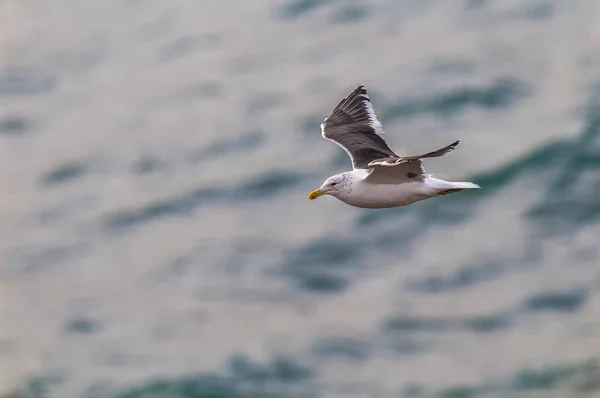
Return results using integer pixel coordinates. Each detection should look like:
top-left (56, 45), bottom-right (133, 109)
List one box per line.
top-left (446, 181), bottom-right (481, 189)
top-left (425, 176), bottom-right (481, 191)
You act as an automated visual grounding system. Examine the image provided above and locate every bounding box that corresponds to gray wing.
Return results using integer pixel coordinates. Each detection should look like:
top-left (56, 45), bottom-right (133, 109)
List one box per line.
top-left (365, 140), bottom-right (461, 184)
top-left (363, 161), bottom-right (426, 184)
top-left (368, 140), bottom-right (460, 165)
top-left (321, 85), bottom-right (399, 169)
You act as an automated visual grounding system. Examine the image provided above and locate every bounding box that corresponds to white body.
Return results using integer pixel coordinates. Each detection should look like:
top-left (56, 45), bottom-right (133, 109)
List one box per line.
top-left (326, 170), bottom-right (480, 209)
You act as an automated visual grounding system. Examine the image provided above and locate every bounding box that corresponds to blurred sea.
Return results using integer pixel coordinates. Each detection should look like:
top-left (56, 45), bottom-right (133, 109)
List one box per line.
top-left (2, 0), bottom-right (600, 397)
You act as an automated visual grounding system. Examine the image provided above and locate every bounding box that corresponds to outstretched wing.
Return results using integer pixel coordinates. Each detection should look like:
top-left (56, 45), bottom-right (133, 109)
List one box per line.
top-left (364, 140), bottom-right (461, 184)
top-left (321, 85), bottom-right (399, 169)
top-left (368, 140), bottom-right (460, 167)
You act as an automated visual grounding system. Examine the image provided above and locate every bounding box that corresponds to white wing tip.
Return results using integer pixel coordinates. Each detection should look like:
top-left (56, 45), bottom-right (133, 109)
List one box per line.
top-left (359, 95), bottom-right (385, 135)
top-left (320, 117), bottom-right (328, 136)
top-left (368, 158), bottom-right (402, 167)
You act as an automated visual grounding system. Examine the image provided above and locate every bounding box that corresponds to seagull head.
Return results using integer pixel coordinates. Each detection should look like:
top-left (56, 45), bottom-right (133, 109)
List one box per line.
top-left (308, 173), bottom-right (348, 201)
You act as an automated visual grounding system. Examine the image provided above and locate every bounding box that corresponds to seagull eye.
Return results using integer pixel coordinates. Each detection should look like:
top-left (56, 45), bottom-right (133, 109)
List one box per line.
top-left (330, 182), bottom-right (337, 186)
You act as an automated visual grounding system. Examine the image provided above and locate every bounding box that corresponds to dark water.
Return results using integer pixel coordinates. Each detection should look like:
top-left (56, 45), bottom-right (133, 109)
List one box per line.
top-left (2, 0), bottom-right (600, 397)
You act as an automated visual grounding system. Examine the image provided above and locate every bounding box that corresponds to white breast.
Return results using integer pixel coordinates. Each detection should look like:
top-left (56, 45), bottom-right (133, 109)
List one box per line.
top-left (342, 179), bottom-right (434, 209)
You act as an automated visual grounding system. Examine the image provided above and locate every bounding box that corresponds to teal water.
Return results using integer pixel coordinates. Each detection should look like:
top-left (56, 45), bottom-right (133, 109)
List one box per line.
top-left (1, 1), bottom-right (600, 397)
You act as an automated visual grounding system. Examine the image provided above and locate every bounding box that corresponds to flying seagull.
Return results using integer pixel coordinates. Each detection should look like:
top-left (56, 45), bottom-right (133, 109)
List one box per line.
top-left (308, 85), bottom-right (480, 208)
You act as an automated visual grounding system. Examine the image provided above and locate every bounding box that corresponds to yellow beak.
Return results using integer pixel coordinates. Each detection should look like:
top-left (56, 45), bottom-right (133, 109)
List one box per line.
top-left (308, 189), bottom-right (326, 200)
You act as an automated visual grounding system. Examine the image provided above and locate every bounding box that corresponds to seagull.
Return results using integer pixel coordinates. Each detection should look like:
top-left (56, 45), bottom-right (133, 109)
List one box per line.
top-left (308, 85), bottom-right (480, 209)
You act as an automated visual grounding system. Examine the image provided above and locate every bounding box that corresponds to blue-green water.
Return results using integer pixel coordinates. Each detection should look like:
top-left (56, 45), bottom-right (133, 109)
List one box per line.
top-left (1, 0), bottom-right (600, 397)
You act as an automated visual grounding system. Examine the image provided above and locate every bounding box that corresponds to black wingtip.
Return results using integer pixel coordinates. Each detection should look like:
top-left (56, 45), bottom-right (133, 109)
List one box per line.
top-left (354, 85), bottom-right (367, 95)
top-left (448, 140), bottom-right (460, 150)
top-left (337, 85), bottom-right (370, 105)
